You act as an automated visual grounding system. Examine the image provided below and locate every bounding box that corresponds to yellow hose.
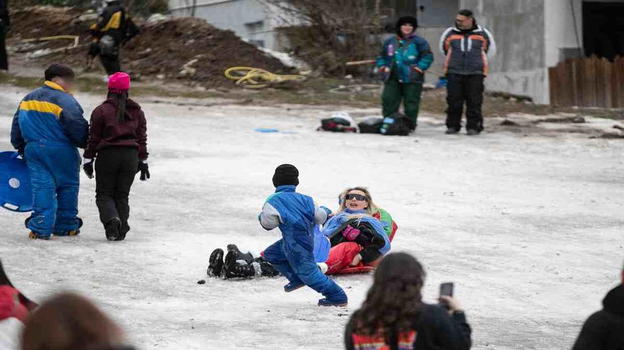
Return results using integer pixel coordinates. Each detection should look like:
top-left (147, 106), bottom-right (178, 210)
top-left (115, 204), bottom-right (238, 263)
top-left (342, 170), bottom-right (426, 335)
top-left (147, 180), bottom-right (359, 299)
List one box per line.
top-left (224, 67), bottom-right (305, 89)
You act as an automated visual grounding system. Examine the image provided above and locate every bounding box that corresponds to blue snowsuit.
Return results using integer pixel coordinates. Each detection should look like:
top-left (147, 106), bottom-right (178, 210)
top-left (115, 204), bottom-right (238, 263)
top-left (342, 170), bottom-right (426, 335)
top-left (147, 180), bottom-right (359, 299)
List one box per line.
top-left (10, 81), bottom-right (88, 237)
top-left (260, 185), bottom-right (347, 303)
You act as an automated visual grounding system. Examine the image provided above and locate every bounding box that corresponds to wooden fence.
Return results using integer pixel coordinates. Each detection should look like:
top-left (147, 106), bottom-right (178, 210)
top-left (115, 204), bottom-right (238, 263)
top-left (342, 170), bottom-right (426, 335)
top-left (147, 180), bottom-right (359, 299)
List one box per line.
top-left (549, 56), bottom-right (624, 108)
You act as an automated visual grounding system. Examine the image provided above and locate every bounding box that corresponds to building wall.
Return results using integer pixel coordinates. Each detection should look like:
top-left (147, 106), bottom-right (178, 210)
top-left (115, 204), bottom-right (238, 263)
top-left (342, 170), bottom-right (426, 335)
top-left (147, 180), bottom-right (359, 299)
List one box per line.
top-left (461, 0), bottom-right (548, 103)
top-left (168, 0), bottom-right (282, 50)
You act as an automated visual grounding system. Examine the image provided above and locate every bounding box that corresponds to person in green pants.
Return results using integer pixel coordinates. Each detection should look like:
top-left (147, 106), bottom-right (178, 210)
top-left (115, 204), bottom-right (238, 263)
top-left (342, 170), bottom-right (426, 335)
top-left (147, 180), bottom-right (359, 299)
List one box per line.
top-left (377, 16), bottom-right (434, 132)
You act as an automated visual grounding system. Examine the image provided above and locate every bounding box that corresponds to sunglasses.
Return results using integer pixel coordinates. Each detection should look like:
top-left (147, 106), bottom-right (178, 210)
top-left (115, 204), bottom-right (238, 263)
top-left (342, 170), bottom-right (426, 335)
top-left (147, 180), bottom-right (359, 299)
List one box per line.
top-left (345, 193), bottom-right (368, 201)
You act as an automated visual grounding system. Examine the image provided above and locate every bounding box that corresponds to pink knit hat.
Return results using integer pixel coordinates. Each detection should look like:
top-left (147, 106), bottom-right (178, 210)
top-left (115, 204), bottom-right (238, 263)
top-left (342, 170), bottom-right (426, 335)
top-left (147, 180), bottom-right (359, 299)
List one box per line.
top-left (108, 72), bottom-right (131, 92)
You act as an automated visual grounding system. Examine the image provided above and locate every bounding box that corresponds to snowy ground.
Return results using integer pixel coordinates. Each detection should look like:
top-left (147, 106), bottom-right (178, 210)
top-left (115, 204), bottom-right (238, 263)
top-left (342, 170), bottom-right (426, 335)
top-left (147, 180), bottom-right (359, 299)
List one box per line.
top-left (0, 86), bottom-right (623, 350)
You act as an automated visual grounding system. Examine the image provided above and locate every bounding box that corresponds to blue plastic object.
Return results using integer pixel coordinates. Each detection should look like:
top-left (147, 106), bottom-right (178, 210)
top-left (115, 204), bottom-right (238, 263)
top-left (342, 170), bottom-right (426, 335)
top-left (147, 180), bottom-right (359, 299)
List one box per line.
top-left (0, 151), bottom-right (33, 212)
top-left (435, 77), bottom-right (448, 89)
top-left (254, 128), bottom-right (280, 133)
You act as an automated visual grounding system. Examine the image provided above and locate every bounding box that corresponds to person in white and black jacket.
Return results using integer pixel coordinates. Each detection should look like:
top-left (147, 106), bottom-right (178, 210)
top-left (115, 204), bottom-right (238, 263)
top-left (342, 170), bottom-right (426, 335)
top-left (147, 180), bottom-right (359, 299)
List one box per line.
top-left (439, 9), bottom-right (496, 136)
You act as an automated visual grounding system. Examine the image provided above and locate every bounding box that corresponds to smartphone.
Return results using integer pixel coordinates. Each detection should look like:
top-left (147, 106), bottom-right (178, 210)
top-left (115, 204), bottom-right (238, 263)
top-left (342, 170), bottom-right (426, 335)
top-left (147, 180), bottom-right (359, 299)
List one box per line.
top-left (439, 282), bottom-right (454, 298)
top-left (439, 282), bottom-right (454, 310)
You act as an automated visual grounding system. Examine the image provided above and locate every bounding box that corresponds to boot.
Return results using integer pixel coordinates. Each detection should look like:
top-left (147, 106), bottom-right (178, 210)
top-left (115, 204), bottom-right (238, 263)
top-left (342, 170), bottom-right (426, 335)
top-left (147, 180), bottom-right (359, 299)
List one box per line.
top-left (105, 217), bottom-right (122, 241)
top-left (318, 298), bottom-right (348, 307)
top-left (256, 258), bottom-right (280, 277)
top-left (207, 249), bottom-right (225, 278)
top-left (226, 244), bottom-right (254, 264)
top-left (119, 221), bottom-right (130, 241)
top-left (223, 251), bottom-right (256, 279)
top-left (28, 231), bottom-right (51, 240)
top-left (284, 281), bottom-right (305, 293)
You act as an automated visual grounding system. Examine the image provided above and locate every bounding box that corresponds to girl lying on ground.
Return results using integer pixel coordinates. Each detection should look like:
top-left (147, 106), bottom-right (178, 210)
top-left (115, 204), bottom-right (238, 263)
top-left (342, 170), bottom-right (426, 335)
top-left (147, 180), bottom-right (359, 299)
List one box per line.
top-left (206, 187), bottom-right (397, 279)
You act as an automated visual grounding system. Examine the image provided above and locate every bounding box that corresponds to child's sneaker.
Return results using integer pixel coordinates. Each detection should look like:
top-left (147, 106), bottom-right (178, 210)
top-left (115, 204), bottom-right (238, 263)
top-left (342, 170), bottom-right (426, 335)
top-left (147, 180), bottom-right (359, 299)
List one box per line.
top-left (207, 249), bottom-right (225, 277)
top-left (318, 298), bottom-right (348, 307)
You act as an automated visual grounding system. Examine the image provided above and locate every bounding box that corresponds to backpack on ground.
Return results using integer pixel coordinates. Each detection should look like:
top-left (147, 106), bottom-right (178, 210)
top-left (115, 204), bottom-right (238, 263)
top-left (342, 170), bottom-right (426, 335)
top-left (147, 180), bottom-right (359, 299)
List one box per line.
top-left (358, 117), bottom-right (384, 134)
top-left (380, 113), bottom-right (412, 136)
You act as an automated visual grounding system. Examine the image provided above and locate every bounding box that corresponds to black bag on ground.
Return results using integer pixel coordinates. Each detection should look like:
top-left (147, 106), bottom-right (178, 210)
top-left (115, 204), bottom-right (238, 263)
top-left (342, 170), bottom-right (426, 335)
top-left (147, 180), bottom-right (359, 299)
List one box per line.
top-left (358, 117), bottom-right (384, 134)
top-left (318, 117), bottom-right (357, 132)
top-left (380, 113), bottom-right (412, 136)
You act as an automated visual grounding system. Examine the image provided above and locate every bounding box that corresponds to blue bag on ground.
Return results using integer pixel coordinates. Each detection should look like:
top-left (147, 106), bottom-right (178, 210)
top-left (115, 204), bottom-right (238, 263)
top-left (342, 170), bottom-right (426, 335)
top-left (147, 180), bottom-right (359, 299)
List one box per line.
top-left (0, 151), bottom-right (33, 212)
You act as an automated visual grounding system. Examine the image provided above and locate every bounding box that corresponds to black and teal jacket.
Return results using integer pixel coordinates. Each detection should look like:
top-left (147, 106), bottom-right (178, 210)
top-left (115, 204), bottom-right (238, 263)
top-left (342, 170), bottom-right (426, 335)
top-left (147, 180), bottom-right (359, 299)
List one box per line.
top-left (376, 34), bottom-right (434, 84)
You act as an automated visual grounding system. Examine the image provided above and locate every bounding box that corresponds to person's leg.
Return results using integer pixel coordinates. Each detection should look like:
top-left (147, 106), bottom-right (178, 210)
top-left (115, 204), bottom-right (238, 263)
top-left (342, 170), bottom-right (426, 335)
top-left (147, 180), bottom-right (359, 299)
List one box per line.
top-left (100, 54), bottom-right (120, 75)
top-left (285, 241), bottom-right (347, 303)
top-left (263, 239), bottom-right (302, 285)
top-left (24, 144), bottom-right (56, 238)
top-left (0, 29), bottom-right (8, 70)
top-left (445, 73), bottom-right (465, 131)
top-left (95, 149), bottom-right (121, 227)
top-left (465, 74), bottom-right (485, 132)
top-left (113, 148), bottom-right (138, 238)
top-left (402, 82), bottom-right (423, 129)
top-left (381, 77), bottom-right (403, 118)
top-left (53, 147), bottom-right (82, 235)
top-left (325, 242), bottom-right (363, 275)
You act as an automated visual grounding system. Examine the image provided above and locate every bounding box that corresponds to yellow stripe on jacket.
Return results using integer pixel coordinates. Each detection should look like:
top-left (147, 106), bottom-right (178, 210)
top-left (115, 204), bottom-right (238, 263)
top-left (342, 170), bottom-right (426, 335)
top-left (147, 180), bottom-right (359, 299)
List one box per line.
top-left (19, 100), bottom-right (63, 118)
top-left (101, 11), bottom-right (122, 31)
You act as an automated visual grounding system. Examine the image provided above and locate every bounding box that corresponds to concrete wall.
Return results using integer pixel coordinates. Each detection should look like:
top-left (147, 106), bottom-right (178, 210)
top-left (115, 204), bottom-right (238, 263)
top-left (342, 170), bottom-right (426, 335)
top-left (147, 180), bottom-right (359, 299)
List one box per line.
top-left (461, 0), bottom-right (548, 103)
top-left (417, 0), bottom-right (459, 27)
top-left (168, 0), bottom-right (282, 50)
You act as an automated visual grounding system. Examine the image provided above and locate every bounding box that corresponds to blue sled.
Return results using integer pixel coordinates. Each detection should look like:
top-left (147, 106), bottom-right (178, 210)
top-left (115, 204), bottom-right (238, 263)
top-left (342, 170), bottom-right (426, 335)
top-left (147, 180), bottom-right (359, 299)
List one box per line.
top-left (0, 151), bottom-right (33, 212)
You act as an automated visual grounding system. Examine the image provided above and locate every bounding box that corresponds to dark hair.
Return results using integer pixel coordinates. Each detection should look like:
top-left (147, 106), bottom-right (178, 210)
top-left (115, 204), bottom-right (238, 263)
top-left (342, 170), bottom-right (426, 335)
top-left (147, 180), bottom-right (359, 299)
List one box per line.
top-left (352, 253), bottom-right (426, 344)
top-left (44, 64), bottom-right (75, 81)
top-left (458, 9), bottom-right (473, 17)
top-left (395, 16), bottom-right (418, 37)
top-left (108, 91), bottom-right (128, 122)
top-left (21, 292), bottom-right (126, 350)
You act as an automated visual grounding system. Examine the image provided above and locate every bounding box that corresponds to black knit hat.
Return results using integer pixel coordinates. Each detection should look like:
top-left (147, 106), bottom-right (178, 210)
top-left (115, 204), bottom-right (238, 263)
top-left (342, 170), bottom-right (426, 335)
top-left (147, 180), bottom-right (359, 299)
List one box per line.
top-left (44, 64), bottom-right (75, 81)
top-left (395, 16), bottom-right (418, 37)
top-left (272, 164), bottom-right (299, 187)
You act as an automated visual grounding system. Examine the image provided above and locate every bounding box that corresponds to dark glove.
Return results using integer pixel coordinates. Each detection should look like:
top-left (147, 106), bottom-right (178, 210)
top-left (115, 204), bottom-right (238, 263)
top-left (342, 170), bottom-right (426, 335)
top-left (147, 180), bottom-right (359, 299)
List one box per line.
top-left (17, 147), bottom-right (25, 159)
top-left (87, 42), bottom-right (100, 57)
top-left (83, 158), bottom-right (94, 179)
top-left (138, 161), bottom-right (150, 181)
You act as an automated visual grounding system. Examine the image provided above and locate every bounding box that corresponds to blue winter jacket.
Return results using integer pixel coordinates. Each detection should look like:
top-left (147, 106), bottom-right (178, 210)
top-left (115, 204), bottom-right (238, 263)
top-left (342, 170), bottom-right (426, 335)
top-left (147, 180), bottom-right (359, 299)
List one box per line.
top-left (259, 185), bottom-right (330, 252)
top-left (317, 209), bottom-right (391, 260)
top-left (11, 81), bottom-right (88, 150)
top-left (376, 34), bottom-right (434, 83)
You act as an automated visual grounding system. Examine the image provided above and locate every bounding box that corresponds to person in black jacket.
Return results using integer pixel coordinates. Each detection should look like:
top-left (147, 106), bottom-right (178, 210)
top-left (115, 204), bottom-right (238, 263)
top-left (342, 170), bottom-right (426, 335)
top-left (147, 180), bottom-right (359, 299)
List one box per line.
top-left (88, 0), bottom-right (139, 75)
top-left (0, 0), bottom-right (9, 71)
top-left (439, 9), bottom-right (496, 135)
top-left (345, 253), bottom-right (471, 350)
top-left (572, 264), bottom-right (624, 350)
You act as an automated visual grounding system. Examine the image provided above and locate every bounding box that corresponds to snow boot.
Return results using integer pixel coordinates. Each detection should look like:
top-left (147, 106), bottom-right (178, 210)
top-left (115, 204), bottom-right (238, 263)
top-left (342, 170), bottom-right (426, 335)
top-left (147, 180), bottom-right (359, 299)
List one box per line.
top-left (445, 128), bottom-right (460, 135)
top-left (55, 217), bottom-right (83, 237)
top-left (227, 244), bottom-right (254, 264)
top-left (466, 129), bottom-right (481, 136)
top-left (119, 221), bottom-right (130, 241)
top-left (105, 217), bottom-right (122, 241)
top-left (284, 281), bottom-right (305, 293)
top-left (256, 258), bottom-right (280, 277)
top-left (318, 298), bottom-right (348, 307)
top-left (223, 251), bottom-right (255, 279)
top-left (207, 248), bottom-right (225, 278)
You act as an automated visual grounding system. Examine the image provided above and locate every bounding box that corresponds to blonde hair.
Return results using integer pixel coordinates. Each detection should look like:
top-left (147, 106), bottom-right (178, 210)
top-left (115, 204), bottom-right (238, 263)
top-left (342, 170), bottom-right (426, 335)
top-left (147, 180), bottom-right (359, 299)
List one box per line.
top-left (337, 187), bottom-right (379, 216)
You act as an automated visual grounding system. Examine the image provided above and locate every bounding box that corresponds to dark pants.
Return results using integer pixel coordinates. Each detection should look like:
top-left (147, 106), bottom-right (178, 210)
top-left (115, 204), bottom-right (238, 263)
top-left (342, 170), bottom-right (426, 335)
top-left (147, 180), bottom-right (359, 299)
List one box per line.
top-left (0, 27), bottom-right (7, 70)
top-left (95, 147), bottom-right (138, 233)
top-left (100, 53), bottom-right (121, 75)
top-left (382, 69), bottom-right (423, 128)
top-left (446, 73), bottom-right (485, 131)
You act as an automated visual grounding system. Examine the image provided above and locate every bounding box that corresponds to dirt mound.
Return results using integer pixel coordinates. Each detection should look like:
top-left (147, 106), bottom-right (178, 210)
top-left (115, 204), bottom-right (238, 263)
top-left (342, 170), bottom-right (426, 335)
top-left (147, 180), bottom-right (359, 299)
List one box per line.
top-left (7, 6), bottom-right (289, 87)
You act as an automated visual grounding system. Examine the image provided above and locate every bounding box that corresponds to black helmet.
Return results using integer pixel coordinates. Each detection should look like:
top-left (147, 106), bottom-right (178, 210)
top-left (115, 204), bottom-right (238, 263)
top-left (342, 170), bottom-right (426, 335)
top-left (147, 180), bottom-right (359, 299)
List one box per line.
top-left (395, 16), bottom-right (418, 37)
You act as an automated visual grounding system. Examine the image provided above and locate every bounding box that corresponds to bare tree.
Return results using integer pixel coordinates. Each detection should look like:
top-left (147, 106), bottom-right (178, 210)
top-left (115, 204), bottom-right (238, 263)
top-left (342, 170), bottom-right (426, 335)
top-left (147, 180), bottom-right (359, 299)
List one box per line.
top-left (262, 0), bottom-right (383, 76)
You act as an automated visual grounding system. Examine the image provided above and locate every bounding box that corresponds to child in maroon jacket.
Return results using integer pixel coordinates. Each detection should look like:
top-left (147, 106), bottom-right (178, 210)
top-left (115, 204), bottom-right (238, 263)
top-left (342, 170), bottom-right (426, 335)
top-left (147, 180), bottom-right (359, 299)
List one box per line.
top-left (83, 72), bottom-right (149, 241)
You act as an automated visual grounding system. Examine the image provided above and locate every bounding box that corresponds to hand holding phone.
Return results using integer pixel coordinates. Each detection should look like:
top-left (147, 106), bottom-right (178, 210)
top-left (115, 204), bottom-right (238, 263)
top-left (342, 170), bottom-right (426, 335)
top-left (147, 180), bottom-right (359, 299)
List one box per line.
top-left (439, 282), bottom-right (454, 310)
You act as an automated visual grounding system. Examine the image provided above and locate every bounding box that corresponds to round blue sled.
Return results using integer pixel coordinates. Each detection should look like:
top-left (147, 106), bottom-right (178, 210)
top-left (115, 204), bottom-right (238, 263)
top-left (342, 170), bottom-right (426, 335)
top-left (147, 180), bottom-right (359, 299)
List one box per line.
top-left (0, 151), bottom-right (33, 212)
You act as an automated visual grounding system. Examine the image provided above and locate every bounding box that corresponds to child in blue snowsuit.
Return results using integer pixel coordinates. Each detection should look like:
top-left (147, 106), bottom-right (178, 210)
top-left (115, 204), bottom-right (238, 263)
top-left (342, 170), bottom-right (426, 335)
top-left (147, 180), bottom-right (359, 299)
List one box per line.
top-left (260, 164), bottom-right (348, 306)
top-left (10, 64), bottom-right (88, 240)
